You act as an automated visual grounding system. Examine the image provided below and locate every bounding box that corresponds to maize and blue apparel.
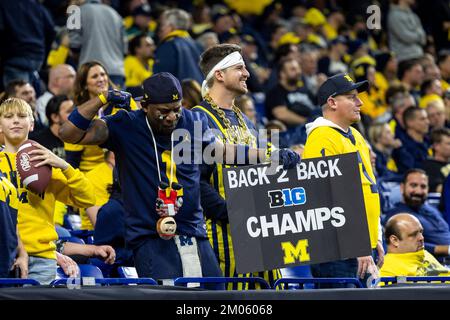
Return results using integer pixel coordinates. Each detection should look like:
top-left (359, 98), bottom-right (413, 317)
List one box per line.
top-left (100, 108), bottom-right (222, 280)
top-left (0, 173), bottom-right (19, 278)
top-left (397, 133), bottom-right (431, 171)
top-left (303, 117), bottom-right (381, 286)
top-left (192, 100), bottom-right (281, 289)
top-left (153, 30), bottom-right (204, 84)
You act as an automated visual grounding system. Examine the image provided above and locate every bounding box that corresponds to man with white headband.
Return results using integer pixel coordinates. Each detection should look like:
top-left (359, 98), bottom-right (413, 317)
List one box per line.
top-left (59, 70), bottom-right (300, 287)
top-left (193, 44), bottom-right (296, 289)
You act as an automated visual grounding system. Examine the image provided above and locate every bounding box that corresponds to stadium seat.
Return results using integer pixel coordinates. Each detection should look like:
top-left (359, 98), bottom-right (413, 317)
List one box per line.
top-left (173, 277), bottom-right (270, 290)
top-left (51, 277), bottom-right (157, 287)
top-left (280, 265), bottom-right (313, 278)
top-left (280, 266), bottom-right (314, 289)
top-left (59, 236), bottom-right (85, 244)
top-left (64, 213), bottom-right (81, 230)
top-left (0, 278), bottom-right (40, 287)
top-left (52, 264), bottom-right (104, 286)
top-left (117, 266), bottom-right (138, 278)
top-left (78, 264), bottom-right (104, 278)
top-left (95, 278), bottom-right (157, 286)
top-left (273, 277), bottom-right (364, 290)
top-left (86, 235), bottom-right (94, 244)
top-left (63, 214), bottom-right (74, 231)
top-left (89, 258), bottom-right (115, 278)
top-left (52, 265), bottom-right (156, 287)
top-left (426, 192), bottom-right (441, 208)
top-left (379, 181), bottom-right (402, 213)
top-left (380, 276), bottom-right (450, 286)
top-left (69, 229), bottom-right (94, 244)
top-left (55, 264), bottom-right (104, 280)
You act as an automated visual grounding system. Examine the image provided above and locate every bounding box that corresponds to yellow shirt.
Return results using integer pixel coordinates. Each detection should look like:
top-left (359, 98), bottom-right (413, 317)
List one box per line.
top-left (79, 162), bottom-right (113, 230)
top-left (375, 72), bottom-right (389, 92)
top-left (380, 250), bottom-right (450, 277)
top-left (441, 79), bottom-right (449, 92)
top-left (85, 162), bottom-right (112, 208)
top-left (0, 151), bottom-right (96, 259)
top-left (303, 120), bottom-right (381, 248)
top-left (124, 55), bottom-right (153, 88)
top-left (64, 143), bottom-right (105, 173)
top-left (359, 87), bottom-right (388, 120)
top-left (323, 24), bottom-right (337, 40)
top-left (47, 45), bottom-right (69, 68)
top-left (53, 200), bottom-right (66, 226)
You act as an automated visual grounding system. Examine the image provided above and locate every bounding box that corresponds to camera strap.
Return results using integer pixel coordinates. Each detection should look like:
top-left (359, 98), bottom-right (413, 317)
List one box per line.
top-left (145, 117), bottom-right (175, 186)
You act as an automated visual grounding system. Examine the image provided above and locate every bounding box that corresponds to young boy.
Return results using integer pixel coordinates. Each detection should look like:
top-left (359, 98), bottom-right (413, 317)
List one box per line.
top-left (0, 98), bottom-right (95, 284)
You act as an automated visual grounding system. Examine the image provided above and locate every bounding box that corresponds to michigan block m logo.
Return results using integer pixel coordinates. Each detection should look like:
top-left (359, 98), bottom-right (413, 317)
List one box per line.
top-left (281, 239), bottom-right (310, 264)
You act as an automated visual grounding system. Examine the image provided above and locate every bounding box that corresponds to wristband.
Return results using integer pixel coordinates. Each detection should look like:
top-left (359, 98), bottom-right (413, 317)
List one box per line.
top-left (68, 108), bottom-right (92, 131)
top-left (98, 93), bottom-right (108, 105)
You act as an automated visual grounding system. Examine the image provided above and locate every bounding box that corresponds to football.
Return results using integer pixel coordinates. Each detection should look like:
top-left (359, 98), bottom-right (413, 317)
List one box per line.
top-left (16, 140), bottom-right (52, 194)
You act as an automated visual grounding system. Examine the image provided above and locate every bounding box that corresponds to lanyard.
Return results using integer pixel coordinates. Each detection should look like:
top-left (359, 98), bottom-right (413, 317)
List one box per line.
top-left (145, 117), bottom-right (174, 186)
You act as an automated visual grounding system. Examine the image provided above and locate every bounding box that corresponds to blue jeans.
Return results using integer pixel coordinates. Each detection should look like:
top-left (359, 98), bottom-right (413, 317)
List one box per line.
top-left (28, 256), bottom-right (57, 285)
top-left (56, 225), bottom-right (71, 238)
top-left (133, 236), bottom-right (223, 289)
top-left (311, 249), bottom-right (378, 288)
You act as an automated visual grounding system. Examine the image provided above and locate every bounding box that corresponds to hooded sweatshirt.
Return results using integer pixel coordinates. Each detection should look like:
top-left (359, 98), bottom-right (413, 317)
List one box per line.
top-left (303, 117), bottom-right (380, 249)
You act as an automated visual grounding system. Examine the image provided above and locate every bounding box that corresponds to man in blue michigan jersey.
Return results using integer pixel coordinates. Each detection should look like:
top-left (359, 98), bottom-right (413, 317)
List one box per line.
top-left (192, 44), bottom-right (281, 289)
top-left (59, 72), bottom-right (301, 281)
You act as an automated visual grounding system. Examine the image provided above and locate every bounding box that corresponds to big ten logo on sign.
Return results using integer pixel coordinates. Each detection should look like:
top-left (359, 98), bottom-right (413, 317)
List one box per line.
top-left (281, 239), bottom-right (310, 264)
top-left (67, 5), bottom-right (81, 30)
top-left (268, 187), bottom-right (306, 208)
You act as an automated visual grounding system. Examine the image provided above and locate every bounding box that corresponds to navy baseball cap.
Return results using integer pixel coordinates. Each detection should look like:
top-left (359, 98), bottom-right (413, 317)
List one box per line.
top-left (139, 72), bottom-right (182, 104)
top-left (317, 73), bottom-right (369, 106)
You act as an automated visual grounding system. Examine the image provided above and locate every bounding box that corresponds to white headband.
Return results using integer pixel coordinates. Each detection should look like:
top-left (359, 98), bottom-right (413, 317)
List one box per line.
top-left (201, 51), bottom-right (244, 97)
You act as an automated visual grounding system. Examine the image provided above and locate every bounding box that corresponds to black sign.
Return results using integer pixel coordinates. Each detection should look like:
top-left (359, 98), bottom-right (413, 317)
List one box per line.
top-left (223, 152), bottom-right (371, 274)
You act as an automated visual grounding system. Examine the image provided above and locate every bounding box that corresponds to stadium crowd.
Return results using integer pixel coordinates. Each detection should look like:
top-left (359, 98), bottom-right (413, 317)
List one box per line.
top-left (0, 0), bottom-right (449, 287)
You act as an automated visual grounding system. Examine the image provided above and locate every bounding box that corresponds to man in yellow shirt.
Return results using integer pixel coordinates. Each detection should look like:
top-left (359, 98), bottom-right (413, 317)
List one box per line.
top-left (381, 213), bottom-right (450, 277)
top-left (124, 34), bottom-right (155, 91)
top-left (0, 98), bottom-right (95, 284)
top-left (85, 151), bottom-right (115, 226)
top-left (303, 73), bottom-right (384, 286)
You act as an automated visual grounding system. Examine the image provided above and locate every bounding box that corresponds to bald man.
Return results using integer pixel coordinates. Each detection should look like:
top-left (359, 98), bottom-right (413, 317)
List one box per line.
top-left (380, 213), bottom-right (450, 277)
top-left (36, 64), bottom-right (76, 126)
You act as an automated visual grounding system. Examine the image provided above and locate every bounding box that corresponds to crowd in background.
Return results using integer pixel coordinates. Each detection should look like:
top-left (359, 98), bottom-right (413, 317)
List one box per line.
top-left (0, 0), bottom-right (449, 283)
